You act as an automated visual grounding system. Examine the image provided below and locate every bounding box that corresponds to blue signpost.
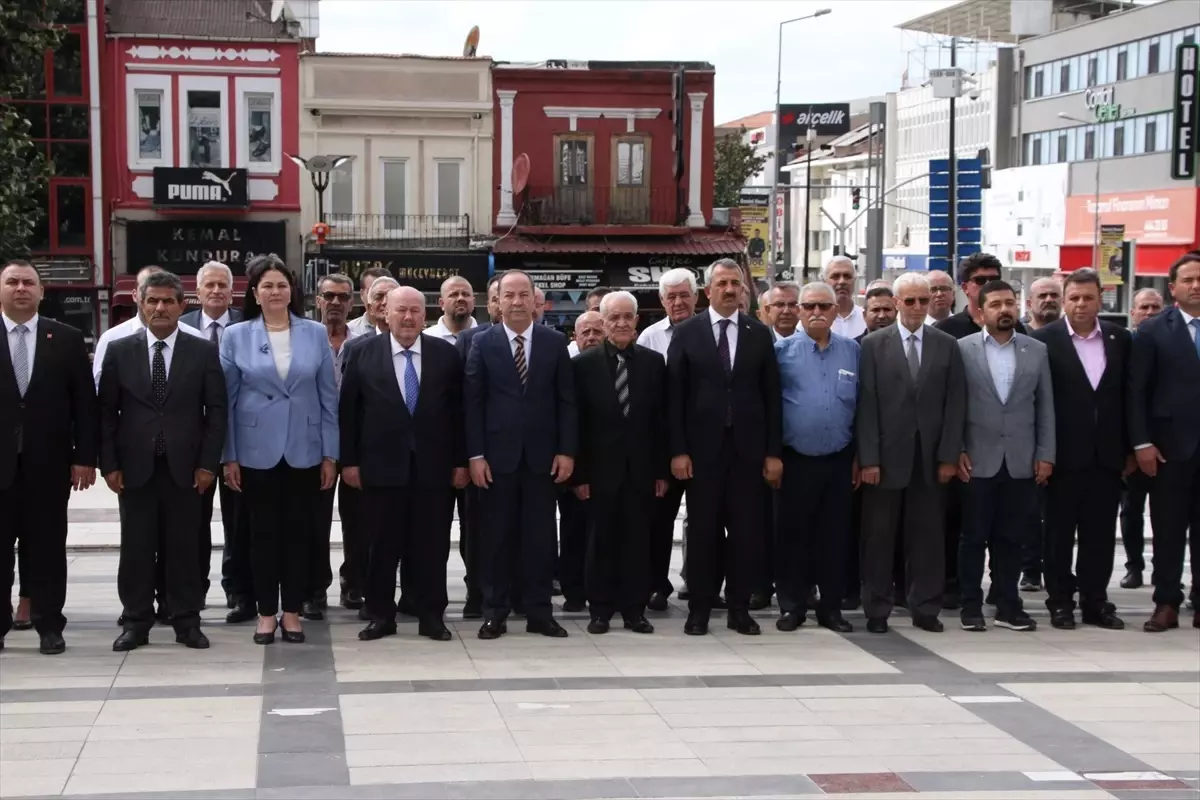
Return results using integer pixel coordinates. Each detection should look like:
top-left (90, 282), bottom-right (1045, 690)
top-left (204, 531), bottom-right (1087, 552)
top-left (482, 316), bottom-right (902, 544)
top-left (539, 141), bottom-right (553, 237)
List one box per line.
top-left (928, 157), bottom-right (982, 279)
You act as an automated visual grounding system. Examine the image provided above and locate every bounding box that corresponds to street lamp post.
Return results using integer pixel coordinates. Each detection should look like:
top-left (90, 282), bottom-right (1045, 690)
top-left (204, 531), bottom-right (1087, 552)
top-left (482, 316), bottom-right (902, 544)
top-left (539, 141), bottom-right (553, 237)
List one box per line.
top-left (770, 8), bottom-right (831, 283)
top-left (1058, 112), bottom-right (1101, 269)
top-left (286, 153), bottom-right (354, 297)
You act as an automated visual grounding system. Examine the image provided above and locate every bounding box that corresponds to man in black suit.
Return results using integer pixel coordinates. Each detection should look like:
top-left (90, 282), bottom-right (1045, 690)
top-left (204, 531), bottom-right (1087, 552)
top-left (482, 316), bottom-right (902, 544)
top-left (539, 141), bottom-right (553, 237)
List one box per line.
top-left (1030, 269), bottom-right (1129, 630)
top-left (0, 260), bottom-right (98, 655)
top-left (179, 260), bottom-right (247, 619)
top-left (1129, 252), bottom-right (1200, 632)
top-left (341, 287), bottom-right (467, 641)
top-left (465, 270), bottom-right (577, 639)
top-left (100, 271), bottom-right (226, 651)
top-left (667, 258), bottom-right (782, 636)
top-left (572, 293), bottom-right (666, 634)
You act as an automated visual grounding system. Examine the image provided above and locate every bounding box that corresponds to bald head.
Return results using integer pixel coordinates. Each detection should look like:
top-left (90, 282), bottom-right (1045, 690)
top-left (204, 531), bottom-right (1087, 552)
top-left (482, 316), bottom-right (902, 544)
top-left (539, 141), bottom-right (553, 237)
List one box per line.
top-left (1027, 277), bottom-right (1062, 328)
top-left (387, 286), bottom-right (426, 346)
top-left (573, 310), bottom-right (604, 353)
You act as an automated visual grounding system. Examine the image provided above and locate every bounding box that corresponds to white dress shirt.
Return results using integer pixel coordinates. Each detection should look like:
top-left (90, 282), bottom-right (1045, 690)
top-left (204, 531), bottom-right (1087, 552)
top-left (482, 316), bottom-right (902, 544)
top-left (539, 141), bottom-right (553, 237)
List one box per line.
top-left (832, 304), bottom-right (867, 340)
top-left (567, 341), bottom-right (580, 357)
top-left (924, 313), bottom-right (948, 328)
top-left (268, 329), bottom-right (291, 380)
top-left (982, 330), bottom-right (1017, 404)
top-left (147, 328), bottom-right (180, 377)
top-left (503, 322), bottom-right (534, 364)
top-left (93, 315), bottom-right (204, 388)
top-left (390, 334), bottom-right (423, 407)
top-left (199, 309), bottom-right (231, 345)
top-left (427, 315), bottom-right (477, 345)
top-left (4, 312), bottom-right (38, 389)
top-left (899, 323), bottom-right (924, 363)
top-left (636, 315), bottom-right (676, 359)
top-left (707, 306), bottom-right (739, 369)
top-left (1182, 308), bottom-right (1198, 343)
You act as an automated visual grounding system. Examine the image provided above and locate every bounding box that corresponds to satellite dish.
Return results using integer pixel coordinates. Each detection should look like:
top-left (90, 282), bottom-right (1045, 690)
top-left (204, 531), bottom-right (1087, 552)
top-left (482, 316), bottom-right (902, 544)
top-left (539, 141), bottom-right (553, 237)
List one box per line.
top-left (512, 153), bottom-right (530, 195)
top-left (463, 25), bottom-right (480, 57)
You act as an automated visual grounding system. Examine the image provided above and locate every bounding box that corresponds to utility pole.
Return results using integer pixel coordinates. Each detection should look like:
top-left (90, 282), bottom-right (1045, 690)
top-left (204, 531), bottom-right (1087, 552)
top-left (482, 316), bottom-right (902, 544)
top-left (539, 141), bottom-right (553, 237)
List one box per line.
top-left (947, 37), bottom-right (958, 280)
top-left (802, 128), bottom-right (815, 278)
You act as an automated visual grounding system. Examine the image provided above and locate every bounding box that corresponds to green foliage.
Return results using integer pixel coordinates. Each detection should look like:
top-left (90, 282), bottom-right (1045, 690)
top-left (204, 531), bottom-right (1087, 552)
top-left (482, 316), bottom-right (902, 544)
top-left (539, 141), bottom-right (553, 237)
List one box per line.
top-left (713, 126), bottom-right (768, 209)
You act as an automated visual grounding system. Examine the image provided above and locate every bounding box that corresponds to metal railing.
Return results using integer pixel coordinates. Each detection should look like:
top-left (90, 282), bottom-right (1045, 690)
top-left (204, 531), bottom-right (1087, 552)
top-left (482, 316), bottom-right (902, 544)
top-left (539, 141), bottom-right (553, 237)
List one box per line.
top-left (520, 185), bottom-right (685, 227)
top-left (323, 214), bottom-right (472, 247)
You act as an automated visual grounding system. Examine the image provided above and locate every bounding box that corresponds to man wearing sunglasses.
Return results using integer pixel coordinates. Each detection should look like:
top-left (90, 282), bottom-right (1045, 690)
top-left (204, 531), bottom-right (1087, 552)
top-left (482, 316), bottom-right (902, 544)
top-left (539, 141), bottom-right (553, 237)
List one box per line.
top-left (934, 253), bottom-right (1027, 341)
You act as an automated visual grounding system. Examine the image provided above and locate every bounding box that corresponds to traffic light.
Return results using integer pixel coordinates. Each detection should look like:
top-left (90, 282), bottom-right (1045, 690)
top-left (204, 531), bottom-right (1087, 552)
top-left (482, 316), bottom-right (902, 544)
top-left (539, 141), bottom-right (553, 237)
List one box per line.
top-left (851, 187), bottom-right (862, 211)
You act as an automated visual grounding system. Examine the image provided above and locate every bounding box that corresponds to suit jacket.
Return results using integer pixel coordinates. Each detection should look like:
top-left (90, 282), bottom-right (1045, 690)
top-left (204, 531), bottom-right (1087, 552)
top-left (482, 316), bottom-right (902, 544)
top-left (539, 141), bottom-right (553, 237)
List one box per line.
top-left (856, 324), bottom-right (965, 489)
top-left (666, 311), bottom-right (782, 468)
top-left (0, 317), bottom-right (98, 488)
top-left (339, 332), bottom-right (465, 487)
top-left (1127, 307), bottom-right (1200, 462)
top-left (180, 307), bottom-right (244, 335)
top-left (958, 331), bottom-right (1055, 480)
top-left (98, 330), bottom-right (227, 489)
top-left (456, 321), bottom-right (493, 360)
top-left (572, 342), bottom-right (668, 495)
top-left (464, 322), bottom-right (577, 475)
top-left (220, 315), bottom-right (339, 470)
top-left (1032, 319), bottom-right (1130, 474)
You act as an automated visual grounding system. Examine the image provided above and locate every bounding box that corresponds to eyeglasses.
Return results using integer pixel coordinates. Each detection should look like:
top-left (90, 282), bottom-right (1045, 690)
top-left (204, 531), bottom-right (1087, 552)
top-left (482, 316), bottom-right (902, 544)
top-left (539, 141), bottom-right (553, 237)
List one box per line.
top-left (321, 291), bottom-right (351, 303)
top-left (800, 301), bottom-right (834, 311)
top-left (968, 275), bottom-right (998, 286)
top-left (902, 296), bottom-right (931, 307)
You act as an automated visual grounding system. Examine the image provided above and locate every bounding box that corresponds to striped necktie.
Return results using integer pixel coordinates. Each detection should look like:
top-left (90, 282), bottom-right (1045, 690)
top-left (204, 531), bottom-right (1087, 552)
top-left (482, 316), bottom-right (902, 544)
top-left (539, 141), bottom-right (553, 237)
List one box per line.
top-left (513, 334), bottom-right (528, 388)
top-left (615, 352), bottom-right (629, 417)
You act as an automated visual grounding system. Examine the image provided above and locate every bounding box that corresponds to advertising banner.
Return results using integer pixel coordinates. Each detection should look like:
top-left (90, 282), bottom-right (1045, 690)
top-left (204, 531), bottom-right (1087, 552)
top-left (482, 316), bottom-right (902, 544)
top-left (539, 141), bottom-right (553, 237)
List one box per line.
top-left (738, 189), bottom-right (770, 279)
top-left (1064, 189), bottom-right (1196, 245)
top-left (1097, 224), bottom-right (1126, 285)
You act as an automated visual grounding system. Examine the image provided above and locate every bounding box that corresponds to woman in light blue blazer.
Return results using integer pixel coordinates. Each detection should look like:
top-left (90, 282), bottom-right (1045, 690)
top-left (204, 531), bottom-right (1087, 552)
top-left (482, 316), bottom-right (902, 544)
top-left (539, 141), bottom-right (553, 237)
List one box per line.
top-left (221, 255), bottom-right (338, 645)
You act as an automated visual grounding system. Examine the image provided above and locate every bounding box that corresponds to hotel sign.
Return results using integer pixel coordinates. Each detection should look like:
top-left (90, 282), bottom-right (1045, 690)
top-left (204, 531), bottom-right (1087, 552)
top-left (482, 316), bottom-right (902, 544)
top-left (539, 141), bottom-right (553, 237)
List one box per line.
top-left (1172, 43), bottom-right (1198, 180)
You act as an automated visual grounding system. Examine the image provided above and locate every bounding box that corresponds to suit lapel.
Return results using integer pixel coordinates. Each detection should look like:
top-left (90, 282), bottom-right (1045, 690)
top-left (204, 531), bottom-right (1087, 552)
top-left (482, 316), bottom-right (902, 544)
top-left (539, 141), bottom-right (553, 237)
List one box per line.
top-left (0, 322), bottom-right (17, 399)
top-left (130, 330), bottom-right (154, 400)
top-left (1052, 323), bottom-right (1094, 394)
top-left (729, 313), bottom-right (753, 382)
top-left (969, 336), bottom-right (1004, 405)
top-left (1165, 309), bottom-right (1200, 366)
top-left (376, 334), bottom-right (407, 412)
top-left (1013, 335), bottom-right (1038, 400)
top-left (24, 318), bottom-right (57, 396)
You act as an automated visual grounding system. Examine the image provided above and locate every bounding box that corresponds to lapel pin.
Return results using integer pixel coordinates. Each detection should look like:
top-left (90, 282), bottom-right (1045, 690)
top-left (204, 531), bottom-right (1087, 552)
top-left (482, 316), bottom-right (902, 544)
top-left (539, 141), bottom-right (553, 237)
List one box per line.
top-left (259, 343), bottom-right (270, 355)
top-left (45, 332), bottom-right (53, 339)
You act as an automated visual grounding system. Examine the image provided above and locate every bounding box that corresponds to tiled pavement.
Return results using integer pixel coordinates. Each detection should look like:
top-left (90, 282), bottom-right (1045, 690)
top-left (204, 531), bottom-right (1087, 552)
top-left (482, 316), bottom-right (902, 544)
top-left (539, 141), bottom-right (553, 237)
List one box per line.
top-left (1, 493), bottom-right (1197, 799)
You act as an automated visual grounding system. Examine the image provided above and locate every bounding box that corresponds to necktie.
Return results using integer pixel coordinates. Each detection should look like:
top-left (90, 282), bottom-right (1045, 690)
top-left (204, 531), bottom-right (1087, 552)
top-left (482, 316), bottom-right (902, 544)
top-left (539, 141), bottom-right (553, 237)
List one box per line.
top-left (906, 334), bottom-right (921, 381)
top-left (513, 334), bottom-right (528, 388)
top-left (615, 352), bottom-right (630, 417)
top-left (717, 318), bottom-right (732, 377)
top-left (209, 321), bottom-right (220, 345)
top-left (152, 340), bottom-right (167, 455)
top-left (1191, 319), bottom-right (1200, 361)
top-left (12, 324), bottom-right (29, 397)
top-left (402, 349), bottom-right (419, 415)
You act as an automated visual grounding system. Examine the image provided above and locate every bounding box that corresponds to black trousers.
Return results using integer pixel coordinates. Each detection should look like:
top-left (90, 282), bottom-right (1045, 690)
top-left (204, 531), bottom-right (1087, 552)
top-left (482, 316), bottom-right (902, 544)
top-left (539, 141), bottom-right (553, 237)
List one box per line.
top-left (1021, 487), bottom-right (1049, 579)
top-left (461, 486), bottom-right (482, 602)
top-left (943, 479), bottom-right (964, 592)
top-left (557, 489), bottom-right (588, 604)
top-left (777, 445), bottom-right (854, 616)
top-left (959, 462), bottom-right (1035, 615)
top-left (118, 458), bottom-right (204, 632)
top-left (1044, 465), bottom-right (1121, 614)
top-left (1149, 444), bottom-right (1200, 609)
top-left (1120, 473), bottom-right (1150, 573)
top-left (861, 458), bottom-right (946, 620)
top-left (761, 489), bottom-right (778, 595)
top-left (649, 478), bottom-right (685, 597)
top-left (0, 459), bottom-right (70, 637)
top-left (241, 460), bottom-right (320, 616)
top-left (220, 485), bottom-right (254, 604)
top-left (313, 472), bottom-right (366, 600)
top-left (479, 460), bottom-right (558, 622)
top-left (587, 478), bottom-right (652, 621)
top-left (362, 475), bottom-right (451, 623)
top-left (200, 478), bottom-right (242, 598)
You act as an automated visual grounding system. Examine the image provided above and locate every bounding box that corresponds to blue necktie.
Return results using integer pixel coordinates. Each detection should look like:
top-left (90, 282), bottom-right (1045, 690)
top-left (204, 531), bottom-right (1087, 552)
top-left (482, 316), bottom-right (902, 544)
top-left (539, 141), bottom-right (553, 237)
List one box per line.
top-left (1192, 319), bottom-right (1200, 361)
top-left (402, 349), bottom-right (418, 415)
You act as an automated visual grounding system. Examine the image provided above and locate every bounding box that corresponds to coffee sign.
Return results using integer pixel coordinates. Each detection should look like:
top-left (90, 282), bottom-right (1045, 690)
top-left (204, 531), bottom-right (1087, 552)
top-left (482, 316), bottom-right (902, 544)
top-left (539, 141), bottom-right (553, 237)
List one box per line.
top-left (153, 167), bottom-right (249, 209)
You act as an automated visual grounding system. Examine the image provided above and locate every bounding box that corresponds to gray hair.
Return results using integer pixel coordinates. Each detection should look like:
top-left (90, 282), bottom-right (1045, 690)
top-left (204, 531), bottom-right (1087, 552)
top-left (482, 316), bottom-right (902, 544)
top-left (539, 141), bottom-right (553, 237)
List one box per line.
top-left (800, 281), bottom-right (837, 303)
top-left (704, 258), bottom-right (742, 286)
top-left (892, 271), bottom-right (930, 294)
top-left (820, 255), bottom-right (855, 280)
top-left (1133, 287), bottom-right (1163, 304)
top-left (658, 267), bottom-right (697, 297)
top-left (135, 264), bottom-right (164, 288)
top-left (319, 273), bottom-right (354, 291)
top-left (140, 270), bottom-right (184, 303)
top-left (771, 281), bottom-right (801, 301)
top-left (368, 277), bottom-right (400, 297)
top-left (196, 260), bottom-right (233, 286)
top-left (599, 289), bottom-right (638, 316)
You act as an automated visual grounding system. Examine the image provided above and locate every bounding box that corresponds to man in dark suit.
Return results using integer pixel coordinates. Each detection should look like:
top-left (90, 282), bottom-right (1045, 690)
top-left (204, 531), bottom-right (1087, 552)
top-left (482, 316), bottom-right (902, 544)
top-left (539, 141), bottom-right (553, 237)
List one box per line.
top-left (1129, 252), bottom-right (1200, 632)
top-left (857, 273), bottom-right (965, 634)
top-left (341, 286), bottom-right (467, 641)
top-left (0, 260), bottom-right (98, 655)
top-left (572, 293), bottom-right (666, 634)
top-left (179, 261), bottom-right (247, 620)
top-left (667, 258), bottom-right (782, 636)
top-left (465, 270), bottom-right (577, 639)
top-left (100, 271), bottom-right (227, 651)
top-left (1032, 269), bottom-right (1129, 631)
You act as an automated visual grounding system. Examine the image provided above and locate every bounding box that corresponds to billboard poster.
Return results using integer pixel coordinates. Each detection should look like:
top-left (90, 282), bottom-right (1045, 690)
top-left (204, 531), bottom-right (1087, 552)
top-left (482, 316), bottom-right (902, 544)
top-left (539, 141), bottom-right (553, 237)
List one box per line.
top-left (1097, 223), bottom-right (1126, 285)
top-left (738, 189), bottom-right (770, 279)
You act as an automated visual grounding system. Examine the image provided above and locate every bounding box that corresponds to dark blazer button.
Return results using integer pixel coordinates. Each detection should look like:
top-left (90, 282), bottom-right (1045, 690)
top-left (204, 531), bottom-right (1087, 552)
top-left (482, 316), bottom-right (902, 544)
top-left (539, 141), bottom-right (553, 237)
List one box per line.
top-left (267, 395), bottom-right (274, 400)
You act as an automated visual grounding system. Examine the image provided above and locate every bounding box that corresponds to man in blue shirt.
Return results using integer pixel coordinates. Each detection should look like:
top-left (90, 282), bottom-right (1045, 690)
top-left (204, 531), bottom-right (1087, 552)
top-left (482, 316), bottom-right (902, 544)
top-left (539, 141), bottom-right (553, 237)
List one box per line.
top-left (774, 282), bottom-right (861, 633)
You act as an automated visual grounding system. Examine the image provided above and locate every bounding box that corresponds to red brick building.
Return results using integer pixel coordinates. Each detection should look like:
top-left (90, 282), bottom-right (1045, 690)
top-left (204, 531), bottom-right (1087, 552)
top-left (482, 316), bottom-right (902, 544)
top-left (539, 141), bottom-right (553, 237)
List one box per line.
top-left (491, 61), bottom-right (743, 328)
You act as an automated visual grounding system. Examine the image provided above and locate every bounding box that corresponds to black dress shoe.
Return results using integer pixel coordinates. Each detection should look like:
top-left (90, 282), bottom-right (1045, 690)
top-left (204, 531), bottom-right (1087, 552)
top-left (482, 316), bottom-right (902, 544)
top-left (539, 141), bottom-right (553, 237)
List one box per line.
top-left (841, 594), bottom-right (862, 612)
top-left (300, 601), bottom-right (324, 621)
top-left (226, 592), bottom-right (236, 610)
top-left (586, 618), bottom-right (610, 635)
top-left (912, 615), bottom-right (944, 633)
top-left (253, 623), bottom-right (276, 645)
top-left (866, 617), bottom-right (889, 634)
top-left (647, 592), bottom-right (669, 612)
top-left (727, 610), bottom-right (761, 636)
top-left (526, 618), bottom-right (569, 638)
top-left (551, 579), bottom-right (563, 597)
top-left (623, 616), bottom-right (654, 634)
top-left (12, 619), bottom-right (32, 631)
top-left (225, 602), bottom-right (256, 624)
top-left (676, 585), bottom-right (691, 601)
top-left (176, 628), bottom-right (210, 649)
top-left (683, 612), bottom-right (709, 636)
top-left (340, 589), bottom-right (365, 610)
top-left (478, 619), bottom-right (507, 639)
top-left (357, 607), bottom-right (372, 621)
top-left (1081, 605), bottom-right (1124, 630)
top-left (39, 632), bottom-right (66, 655)
top-left (358, 620), bottom-right (398, 641)
top-left (280, 622), bottom-right (306, 644)
top-left (419, 621), bottom-right (453, 641)
top-left (817, 612), bottom-right (853, 633)
top-left (776, 611), bottom-right (804, 632)
top-left (116, 614), bottom-right (126, 628)
top-left (562, 599), bottom-right (587, 613)
top-left (1050, 608), bottom-right (1077, 630)
top-left (748, 592), bottom-right (771, 611)
top-left (462, 598), bottom-right (483, 620)
top-left (113, 630), bottom-right (148, 651)
top-left (1120, 570), bottom-right (1144, 589)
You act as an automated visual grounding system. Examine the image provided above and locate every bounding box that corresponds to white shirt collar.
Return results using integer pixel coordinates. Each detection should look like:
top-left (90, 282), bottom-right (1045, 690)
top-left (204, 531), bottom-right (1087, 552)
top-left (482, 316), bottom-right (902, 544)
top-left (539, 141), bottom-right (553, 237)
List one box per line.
top-left (503, 322), bottom-right (533, 342)
top-left (983, 329), bottom-right (1015, 348)
top-left (899, 323), bottom-right (923, 342)
top-left (2, 312), bottom-right (38, 334)
top-left (202, 309), bottom-right (231, 328)
top-left (390, 333), bottom-right (423, 357)
top-left (148, 327), bottom-right (180, 350)
top-left (839, 304), bottom-right (865, 321)
top-left (432, 315), bottom-right (478, 337)
top-left (1179, 308), bottom-right (1197, 326)
top-left (707, 306), bottom-right (738, 326)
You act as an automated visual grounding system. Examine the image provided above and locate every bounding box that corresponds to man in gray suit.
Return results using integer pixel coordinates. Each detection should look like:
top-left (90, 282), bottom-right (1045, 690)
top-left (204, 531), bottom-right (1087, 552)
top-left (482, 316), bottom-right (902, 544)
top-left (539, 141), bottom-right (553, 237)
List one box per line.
top-left (857, 272), bottom-right (965, 634)
top-left (957, 280), bottom-right (1055, 633)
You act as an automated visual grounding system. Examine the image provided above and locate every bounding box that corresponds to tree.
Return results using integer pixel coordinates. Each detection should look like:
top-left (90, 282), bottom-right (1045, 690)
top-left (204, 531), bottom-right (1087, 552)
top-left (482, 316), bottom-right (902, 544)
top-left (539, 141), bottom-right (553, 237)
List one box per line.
top-left (0, 0), bottom-right (67, 262)
top-left (712, 126), bottom-right (768, 209)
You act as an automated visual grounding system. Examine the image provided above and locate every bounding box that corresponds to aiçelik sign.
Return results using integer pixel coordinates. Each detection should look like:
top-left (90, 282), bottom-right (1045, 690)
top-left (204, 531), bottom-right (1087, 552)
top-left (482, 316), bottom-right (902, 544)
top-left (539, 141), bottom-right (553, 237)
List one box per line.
top-left (1083, 86), bottom-right (1134, 123)
top-left (1172, 42), bottom-right (1199, 180)
top-left (777, 103), bottom-right (852, 143)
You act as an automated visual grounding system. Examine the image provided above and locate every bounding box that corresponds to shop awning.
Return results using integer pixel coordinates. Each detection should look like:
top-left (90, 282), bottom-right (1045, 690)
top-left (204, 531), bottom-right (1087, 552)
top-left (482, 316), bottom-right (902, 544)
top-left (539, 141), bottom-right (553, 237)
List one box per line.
top-left (492, 233), bottom-right (745, 257)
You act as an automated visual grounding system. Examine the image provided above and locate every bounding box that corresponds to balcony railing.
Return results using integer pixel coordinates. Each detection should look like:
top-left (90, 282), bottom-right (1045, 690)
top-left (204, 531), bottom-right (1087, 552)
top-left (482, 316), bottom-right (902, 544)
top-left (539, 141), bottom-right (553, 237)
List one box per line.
top-left (520, 185), bottom-right (685, 227)
top-left (323, 214), bottom-right (471, 248)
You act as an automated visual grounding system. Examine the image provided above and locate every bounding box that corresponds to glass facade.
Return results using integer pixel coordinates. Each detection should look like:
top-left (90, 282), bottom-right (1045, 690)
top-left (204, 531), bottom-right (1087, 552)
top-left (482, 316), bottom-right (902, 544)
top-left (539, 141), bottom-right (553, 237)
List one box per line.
top-left (1022, 111), bottom-right (1171, 165)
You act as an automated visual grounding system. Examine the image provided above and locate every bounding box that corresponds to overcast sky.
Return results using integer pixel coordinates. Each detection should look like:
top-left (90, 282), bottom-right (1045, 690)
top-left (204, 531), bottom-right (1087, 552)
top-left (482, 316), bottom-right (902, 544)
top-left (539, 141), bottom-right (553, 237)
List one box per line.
top-left (317, 0), bottom-right (961, 124)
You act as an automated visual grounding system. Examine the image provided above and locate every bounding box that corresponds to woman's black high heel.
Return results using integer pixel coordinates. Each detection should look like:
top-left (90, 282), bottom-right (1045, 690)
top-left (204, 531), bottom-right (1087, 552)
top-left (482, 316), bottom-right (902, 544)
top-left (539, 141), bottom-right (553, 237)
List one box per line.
top-left (253, 616), bottom-right (276, 645)
top-left (280, 616), bottom-right (305, 644)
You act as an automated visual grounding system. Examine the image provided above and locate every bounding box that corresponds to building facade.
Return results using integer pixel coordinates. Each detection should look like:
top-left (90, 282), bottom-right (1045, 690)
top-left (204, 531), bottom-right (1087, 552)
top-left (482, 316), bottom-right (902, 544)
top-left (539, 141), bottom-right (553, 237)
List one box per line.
top-left (100, 0), bottom-right (310, 325)
top-left (298, 53), bottom-right (493, 321)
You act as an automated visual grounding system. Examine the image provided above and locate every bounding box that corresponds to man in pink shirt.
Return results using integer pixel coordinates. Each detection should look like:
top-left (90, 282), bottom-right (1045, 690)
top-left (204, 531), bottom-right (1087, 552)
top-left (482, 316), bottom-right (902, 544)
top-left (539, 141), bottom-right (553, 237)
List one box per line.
top-left (1031, 269), bottom-right (1132, 630)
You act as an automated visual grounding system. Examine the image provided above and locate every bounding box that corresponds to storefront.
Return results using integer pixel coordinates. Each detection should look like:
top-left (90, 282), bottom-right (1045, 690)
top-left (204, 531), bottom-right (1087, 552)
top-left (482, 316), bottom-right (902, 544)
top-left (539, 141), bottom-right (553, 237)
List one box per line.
top-left (39, 286), bottom-right (102, 353)
top-left (320, 248), bottom-right (490, 323)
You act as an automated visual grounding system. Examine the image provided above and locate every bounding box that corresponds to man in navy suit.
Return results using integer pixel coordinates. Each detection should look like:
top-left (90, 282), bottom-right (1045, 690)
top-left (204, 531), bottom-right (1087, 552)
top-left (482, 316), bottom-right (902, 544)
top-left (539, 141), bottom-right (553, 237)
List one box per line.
top-left (465, 270), bottom-right (577, 639)
top-left (1129, 252), bottom-right (1200, 632)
